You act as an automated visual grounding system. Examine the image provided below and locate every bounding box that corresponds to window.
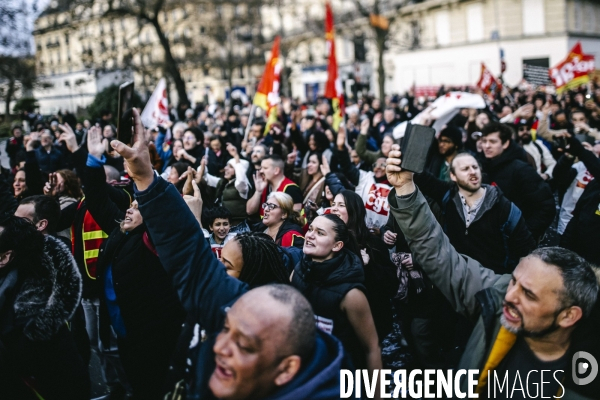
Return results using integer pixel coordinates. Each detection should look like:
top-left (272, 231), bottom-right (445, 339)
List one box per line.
top-left (435, 10), bottom-right (451, 46)
top-left (466, 3), bottom-right (483, 42)
top-left (522, 0), bottom-right (545, 35)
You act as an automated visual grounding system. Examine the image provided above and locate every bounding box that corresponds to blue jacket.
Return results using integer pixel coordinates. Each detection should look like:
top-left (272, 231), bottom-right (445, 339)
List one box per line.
top-left (135, 177), bottom-right (351, 399)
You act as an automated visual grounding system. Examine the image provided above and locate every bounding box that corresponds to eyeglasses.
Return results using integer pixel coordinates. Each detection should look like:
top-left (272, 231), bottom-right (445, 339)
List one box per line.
top-left (372, 162), bottom-right (387, 169)
top-left (262, 203), bottom-right (279, 211)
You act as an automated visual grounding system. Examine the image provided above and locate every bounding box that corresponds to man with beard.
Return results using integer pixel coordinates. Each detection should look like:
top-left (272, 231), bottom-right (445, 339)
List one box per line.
top-left (415, 152), bottom-right (535, 273)
top-left (425, 126), bottom-right (462, 181)
top-left (386, 145), bottom-right (600, 399)
top-left (516, 119), bottom-right (557, 180)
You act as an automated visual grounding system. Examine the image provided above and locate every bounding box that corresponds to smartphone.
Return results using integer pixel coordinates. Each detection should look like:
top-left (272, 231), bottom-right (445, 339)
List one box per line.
top-left (117, 81), bottom-right (134, 145)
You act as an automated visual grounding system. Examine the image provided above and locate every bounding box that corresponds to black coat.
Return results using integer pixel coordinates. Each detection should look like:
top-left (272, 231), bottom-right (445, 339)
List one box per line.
top-left (414, 172), bottom-right (536, 273)
top-left (84, 162), bottom-right (185, 399)
top-left (0, 236), bottom-right (89, 400)
top-left (479, 141), bottom-right (555, 239)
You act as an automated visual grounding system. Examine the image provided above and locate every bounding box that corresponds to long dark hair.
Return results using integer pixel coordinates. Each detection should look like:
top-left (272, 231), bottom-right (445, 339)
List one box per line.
top-left (235, 233), bottom-right (289, 287)
top-left (337, 190), bottom-right (370, 249)
top-left (320, 213), bottom-right (359, 256)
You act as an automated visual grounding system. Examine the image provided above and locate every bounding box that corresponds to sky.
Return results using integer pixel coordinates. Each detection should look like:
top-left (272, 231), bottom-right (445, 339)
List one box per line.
top-left (0, 0), bottom-right (51, 57)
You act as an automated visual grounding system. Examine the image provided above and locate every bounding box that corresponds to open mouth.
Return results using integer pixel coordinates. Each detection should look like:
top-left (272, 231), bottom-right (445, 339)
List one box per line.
top-left (124, 217), bottom-right (132, 223)
top-left (503, 304), bottom-right (521, 323)
top-left (214, 360), bottom-right (234, 380)
top-left (305, 240), bottom-right (315, 247)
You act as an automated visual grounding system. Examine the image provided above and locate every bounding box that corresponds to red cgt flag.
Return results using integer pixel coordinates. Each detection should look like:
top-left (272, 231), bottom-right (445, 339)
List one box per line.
top-left (325, 1), bottom-right (344, 131)
top-left (549, 42), bottom-right (595, 94)
top-left (477, 63), bottom-right (501, 95)
top-left (253, 36), bottom-right (281, 132)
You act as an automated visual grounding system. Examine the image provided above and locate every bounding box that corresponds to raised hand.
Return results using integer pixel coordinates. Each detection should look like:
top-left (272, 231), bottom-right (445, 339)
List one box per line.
top-left (58, 123), bottom-right (80, 153)
top-left (320, 154), bottom-right (331, 176)
top-left (287, 151), bottom-right (297, 165)
top-left (360, 118), bottom-right (370, 135)
top-left (182, 166), bottom-right (196, 196)
top-left (110, 108), bottom-right (155, 191)
top-left (253, 172), bottom-right (267, 193)
top-left (373, 112), bottom-right (383, 126)
top-left (336, 125), bottom-right (347, 151)
top-left (87, 126), bottom-right (105, 159)
top-left (183, 180), bottom-right (203, 226)
top-left (386, 144), bottom-right (414, 195)
top-left (226, 142), bottom-right (239, 160)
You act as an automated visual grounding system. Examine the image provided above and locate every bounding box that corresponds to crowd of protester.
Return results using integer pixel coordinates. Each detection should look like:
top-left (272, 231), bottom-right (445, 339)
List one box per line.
top-left (1, 82), bottom-right (600, 399)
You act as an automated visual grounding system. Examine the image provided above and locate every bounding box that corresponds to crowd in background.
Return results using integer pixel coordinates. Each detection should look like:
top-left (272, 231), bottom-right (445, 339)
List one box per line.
top-left (1, 81), bottom-right (600, 400)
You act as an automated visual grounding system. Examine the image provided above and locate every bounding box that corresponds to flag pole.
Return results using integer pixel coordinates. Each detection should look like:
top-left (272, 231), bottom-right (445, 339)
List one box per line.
top-left (244, 104), bottom-right (257, 142)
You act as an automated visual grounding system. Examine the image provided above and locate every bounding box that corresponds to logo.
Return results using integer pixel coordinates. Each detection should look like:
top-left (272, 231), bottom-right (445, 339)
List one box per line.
top-left (365, 184), bottom-right (390, 216)
top-left (572, 351), bottom-right (598, 386)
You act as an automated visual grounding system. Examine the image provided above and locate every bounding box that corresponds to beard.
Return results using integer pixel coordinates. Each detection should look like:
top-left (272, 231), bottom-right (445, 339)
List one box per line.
top-left (519, 134), bottom-right (532, 144)
top-left (500, 303), bottom-right (562, 338)
top-left (455, 176), bottom-right (481, 193)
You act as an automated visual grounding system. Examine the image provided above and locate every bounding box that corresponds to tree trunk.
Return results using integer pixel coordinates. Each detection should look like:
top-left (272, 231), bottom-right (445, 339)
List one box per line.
top-left (150, 18), bottom-right (189, 106)
top-left (5, 79), bottom-right (15, 122)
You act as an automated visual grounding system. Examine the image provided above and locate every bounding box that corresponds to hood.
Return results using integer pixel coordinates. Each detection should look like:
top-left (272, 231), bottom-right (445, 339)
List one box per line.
top-left (451, 184), bottom-right (501, 225)
top-left (13, 235), bottom-right (82, 341)
top-left (481, 140), bottom-right (529, 172)
top-left (298, 249), bottom-right (364, 287)
top-left (265, 330), bottom-right (351, 400)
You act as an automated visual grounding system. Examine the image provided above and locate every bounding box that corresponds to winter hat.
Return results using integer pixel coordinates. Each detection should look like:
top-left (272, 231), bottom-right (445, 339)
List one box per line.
top-left (439, 126), bottom-right (463, 148)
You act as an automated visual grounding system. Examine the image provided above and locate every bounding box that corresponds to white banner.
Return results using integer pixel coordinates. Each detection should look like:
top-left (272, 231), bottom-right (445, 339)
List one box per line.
top-left (393, 92), bottom-right (486, 139)
top-left (140, 78), bottom-right (170, 129)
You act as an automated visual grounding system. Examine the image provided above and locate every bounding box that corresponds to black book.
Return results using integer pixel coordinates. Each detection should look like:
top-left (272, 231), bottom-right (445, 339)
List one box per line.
top-left (399, 123), bottom-right (436, 174)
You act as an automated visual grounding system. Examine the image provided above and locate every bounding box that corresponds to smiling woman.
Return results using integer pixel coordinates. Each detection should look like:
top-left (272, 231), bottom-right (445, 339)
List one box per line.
top-left (252, 192), bottom-right (304, 248)
top-left (291, 214), bottom-right (383, 374)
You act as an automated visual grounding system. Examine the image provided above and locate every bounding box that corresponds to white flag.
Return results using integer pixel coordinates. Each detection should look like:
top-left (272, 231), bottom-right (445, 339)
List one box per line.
top-left (141, 78), bottom-right (170, 129)
top-left (393, 92), bottom-right (486, 139)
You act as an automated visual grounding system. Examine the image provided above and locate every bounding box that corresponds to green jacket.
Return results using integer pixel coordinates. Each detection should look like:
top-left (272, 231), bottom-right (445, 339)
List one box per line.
top-left (389, 188), bottom-right (598, 400)
top-left (355, 134), bottom-right (383, 166)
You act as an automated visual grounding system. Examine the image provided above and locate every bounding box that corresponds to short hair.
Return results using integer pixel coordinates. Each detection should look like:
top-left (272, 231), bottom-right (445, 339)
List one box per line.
top-left (264, 284), bottom-right (316, 361)
top-left (172, 121), bottom-right (188, 134)
top-left (570, 109), bottom-right (587, 120)
top-left (481, 122), bottom-right (513, 143)
top-left (530, 247), bottom-right (598, 318)
top-left (205, 206), bottom-right (232, 227)
top-left (184, 126), bottom-right (204, 143)
top-left (103, 165), bottom-right (121, 182)
top-left (449, 152), bottom-right (480, 175)
top-left (19, 195), bottom-right (61, 233)
top-left (235, 233), bottom-right (289, 287)
top-left (263, 154), bottom-right (285, 171)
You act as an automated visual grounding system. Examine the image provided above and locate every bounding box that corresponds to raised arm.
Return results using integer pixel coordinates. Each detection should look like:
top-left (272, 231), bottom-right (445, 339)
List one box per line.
top-left (355, 118), bottom-right (380, 166)
top-left (385, 145), bottom-right (501, 319)
top-left (111, 108), bottom-right (247, 331)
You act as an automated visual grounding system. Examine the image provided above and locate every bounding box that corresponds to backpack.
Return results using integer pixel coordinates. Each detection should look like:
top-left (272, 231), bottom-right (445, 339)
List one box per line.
top-left (441, 189), bottom-right (522, 269)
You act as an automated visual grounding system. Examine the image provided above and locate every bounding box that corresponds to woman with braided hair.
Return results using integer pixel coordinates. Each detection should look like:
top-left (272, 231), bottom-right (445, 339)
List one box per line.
top-left (220, 232), bottom-right (294, 288)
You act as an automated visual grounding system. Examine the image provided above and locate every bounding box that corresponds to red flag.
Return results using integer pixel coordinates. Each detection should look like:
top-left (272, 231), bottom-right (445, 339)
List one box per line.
top-left (254, 36), bottom-right (281, 132)
top-left (325, 2), bottom-right (344, 131)
top-left (477, 63), bottom-right (501, 95)
top-left (549, 42), bottom-right (595, 94)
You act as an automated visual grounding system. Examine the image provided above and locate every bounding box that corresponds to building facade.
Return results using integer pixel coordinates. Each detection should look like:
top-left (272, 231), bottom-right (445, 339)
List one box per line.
top-left (384, 0), bottom-right (600, 94)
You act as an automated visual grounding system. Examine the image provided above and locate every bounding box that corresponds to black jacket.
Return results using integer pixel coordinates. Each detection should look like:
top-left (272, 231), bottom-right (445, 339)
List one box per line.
top-left (560, 138), bottom-right (600, 264)
top-left (414, 171), bottom-right (536, 273)
top-left (0, 236), bottom-right (89, 400)
top-left (291, 250), bottom-right (367, 367)
top-left (479, 141), bottom-right (555, 239)
top-left (84, 162), bottom-right (185, 398)
top-left (135, 177), bottom-right (352, 400)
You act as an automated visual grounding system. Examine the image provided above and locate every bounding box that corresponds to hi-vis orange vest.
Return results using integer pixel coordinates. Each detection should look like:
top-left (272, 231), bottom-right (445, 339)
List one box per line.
top-left (71, 199), bottom-right (108, 280)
